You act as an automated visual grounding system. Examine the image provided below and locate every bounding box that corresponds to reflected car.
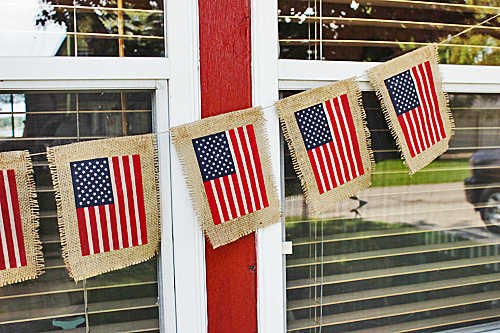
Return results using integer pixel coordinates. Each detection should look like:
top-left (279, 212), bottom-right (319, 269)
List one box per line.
top-left (464, 149), bottom-right (500, 232)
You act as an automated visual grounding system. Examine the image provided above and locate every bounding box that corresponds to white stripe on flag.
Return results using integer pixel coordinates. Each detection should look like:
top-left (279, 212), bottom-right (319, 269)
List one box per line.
top-left (402, 113), bottom-right (417, 156)
top-left (407, 110), bottom-right (423, 154)
top-left (210, 180), bottom-right (225, 223)
top-left (411, 69), bottom-right (434, 146)
top-left (242, 125), bottom-right (264, 209)
top-left (84, 207), bottom-right (95, 255)
top-left (93, 206), bottom-right (104, 254)
top-left (338, 97), bottom-right (361, 178)
top-left (421, 64), bottom-right (443, 141)
top-left (227, 176), bottom-right (241, 219)
top-left (219, 178), bottom-right (233, 220)
top-left (108, 158), bottom-right (124, 249)
top-left (325, 142), bottom-right (341, 186)
top-left (233, 129), bottom-right (256, 212)
top-left (328, 100), bottom-right (354, 180)
top-left (323, 103), bottom-right (347, 184)
top-left (225, 132), bottom-right (249, 215)
top-left (104, 205), bottom-right (114, 250)
top-left (319, 145), bottom-right (334, 190)
top-left (117, 156), bottom-right (133, 247)
top-left (311, 149), bottom-right (326, 193)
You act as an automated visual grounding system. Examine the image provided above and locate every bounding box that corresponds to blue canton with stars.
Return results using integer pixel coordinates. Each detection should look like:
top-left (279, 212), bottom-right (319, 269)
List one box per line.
top-left (71, 157), bottom-right (114, 209)
top-left (295, 103), bottom-right (333, 151)
top-left (193, 132), bottom-right (236, 183)
top-left (384, 69), bottom-right (421, 116)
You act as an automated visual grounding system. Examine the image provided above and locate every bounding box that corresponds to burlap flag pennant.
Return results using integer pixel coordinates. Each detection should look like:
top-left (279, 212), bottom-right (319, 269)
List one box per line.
top-left (275, 78), bottom-right (374, 214)
top-left (47, 134), bottom-right (160, 281)
top-left (367, 44), bottom-right (455, 174)
top-left (0, 150), bottom-right (44, 287)
top-left (170, 107), bottom-right (281, 248)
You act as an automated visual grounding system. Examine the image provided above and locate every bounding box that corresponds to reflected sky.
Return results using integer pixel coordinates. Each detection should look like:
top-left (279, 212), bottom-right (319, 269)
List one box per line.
top-left (0, 0), bottom-right (66, 56)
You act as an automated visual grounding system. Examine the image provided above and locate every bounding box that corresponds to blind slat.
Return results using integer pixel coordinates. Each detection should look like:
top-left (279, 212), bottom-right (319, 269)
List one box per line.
top-left (287, 255), bottom-right (500, 289)
top-left (288, 272), bottom-right (500, 310)
top-left (287, 240), bottom-right (498, 268)
top-left (288, 290), bottom-right (500, 331)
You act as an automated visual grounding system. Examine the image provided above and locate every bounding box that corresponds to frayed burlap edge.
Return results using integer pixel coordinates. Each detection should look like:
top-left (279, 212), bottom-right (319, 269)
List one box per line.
top-left (170, 107), bottom-right (282, 248)
top-left (47, 134), bottom-right (161, 282)
top-left (275, 78), bottom-right (375, 214)
top-left (367, 44), bottom-right (455, 175)
top-left (0, 150), bottom-right (44, 287)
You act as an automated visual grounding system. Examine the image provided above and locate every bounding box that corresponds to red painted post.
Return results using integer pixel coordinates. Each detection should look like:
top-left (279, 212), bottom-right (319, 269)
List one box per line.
top-left (198, 0), bottom-right (258, 332)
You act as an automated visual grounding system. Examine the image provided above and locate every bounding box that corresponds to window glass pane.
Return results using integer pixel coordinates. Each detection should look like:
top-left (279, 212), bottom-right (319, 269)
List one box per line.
top-left (0, 0), bottom-right (165, 57)
top-left (0, 90), bottom-right (159, 332)
top-left (284, 92), bottom-right (500, 332)
top-left (278, 0), bottom-right (500, 64)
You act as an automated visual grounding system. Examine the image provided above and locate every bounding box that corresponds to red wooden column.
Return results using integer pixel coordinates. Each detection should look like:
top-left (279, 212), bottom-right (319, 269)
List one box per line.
top-left (198, 0), bottom-right (258, 332)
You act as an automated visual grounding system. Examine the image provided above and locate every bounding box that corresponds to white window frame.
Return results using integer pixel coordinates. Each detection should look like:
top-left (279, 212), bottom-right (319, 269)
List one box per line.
top-left (276, 50), bottom-right (500, 333)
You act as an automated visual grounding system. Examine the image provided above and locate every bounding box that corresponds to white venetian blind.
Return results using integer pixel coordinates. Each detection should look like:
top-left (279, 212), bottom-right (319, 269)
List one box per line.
top-left (0, 91), bottom-right (159, 332)
top-left (284, 90), bottom-right (500, 332)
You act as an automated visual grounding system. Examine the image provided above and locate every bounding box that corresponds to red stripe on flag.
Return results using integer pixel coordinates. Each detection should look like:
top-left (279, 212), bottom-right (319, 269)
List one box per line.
top-left (245, 125), bottom-right (269, 208)
top-left (398, 113), bottom-right (417, 157)
top-left (327, 99), bottom-right (351, 183)
top-left (0, 173), bottom-right (17, 268)
top-left (237, 126), bottom-right (261, 211)
top-left (228, 129), bottom-right (253, 214)
top-left (321, 141), bottom-right (338, 190)
top-left (0, 236), bottom-right (5, 270)
top-left (405, 110), bottom-right (423, 155)
top-left (318, 145), bottom-right (334, 192)
top-left (213, 178), bottom-right (230, 222)
top-left (132, 155), bottom-right (148, 245)
top-left (222, 176), bottom-right (238, 219)
top-left (340, 94), bottom-right (365, 177)
top-left (112, 156), bottom-right (130, 249)
top-left (423, 61), bottom-right (446, 140)
top-left (108, 204), bottom-right (120, 251)
top-left (87, 207), bottom-right (100, 254)
top-left (122, 156), bottom-right (139, 247)
top-left (231, 173), bottom-right (246, 218)
top-left (204, 181), bottom-right (223, 225)
top-left (308, 149), bottom-right (325, 194)
top-left (412, 64), bottom-right (434, 150)
top-left (6, 170), bottom-right (26, 266)
top-left (412, 66), bottom-right (435, 147)
top-left (332, 98), bottom-right (356, 181)
top-left (76, 208), bottom-right (90, 256)
top-left (98, 205), bottom-right (111, 253)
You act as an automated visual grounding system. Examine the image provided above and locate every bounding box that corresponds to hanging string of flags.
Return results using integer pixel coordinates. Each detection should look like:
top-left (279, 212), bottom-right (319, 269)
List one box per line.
top-left (0, 37), bottom-right (477, 284)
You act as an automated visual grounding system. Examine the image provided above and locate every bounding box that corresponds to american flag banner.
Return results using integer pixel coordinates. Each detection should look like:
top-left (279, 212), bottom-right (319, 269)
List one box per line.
top-left (0, 151), bottom-right (43, 287)
top-left (170, 107), bottom-right (281, 248)
top-left (70, 155), bottom-right (147, 256)
top-left (367, 44), bottom-right (454, 174)
top-left (275, 79), bottom-right (374, 214)
top-left (47, 134), bottom-right (160, 281)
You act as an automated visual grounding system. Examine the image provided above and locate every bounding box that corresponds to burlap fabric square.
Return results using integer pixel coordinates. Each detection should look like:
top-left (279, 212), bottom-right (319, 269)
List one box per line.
top-left (275, 78), bottom-right (374, 214)
top-left (367, 44), bottom-right (455, 174)
top-left (170, 107), bottom-right (282, 248)
top-left (0, 150), bottom-right (43, 287)
top-left (47, 134), bottom-right (160, 281)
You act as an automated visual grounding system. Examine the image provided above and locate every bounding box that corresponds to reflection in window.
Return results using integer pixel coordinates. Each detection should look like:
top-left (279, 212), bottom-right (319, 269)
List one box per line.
top-left (0, 0), bottom-right (165, 57)
top-left (284, 92), bottom-right (500, 332)
top-left (0, 94), bottom-right (26, 138)
top-left (0, 90), bottom-right (158, 332)
top-left (278, 0), bottom-right (500, 65)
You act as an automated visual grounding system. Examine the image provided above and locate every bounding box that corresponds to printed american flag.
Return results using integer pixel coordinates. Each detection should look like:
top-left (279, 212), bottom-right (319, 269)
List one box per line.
top-left (0, 169), bottom-right (27, 270)
top-left (193, 124), bottom-right (269, 225)
top-left (295, 94), bottom-right (365, 194)
top-left (384, 61), bottom-right (446, 157)
top-left (71, 155), bottom-right (147, 256)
